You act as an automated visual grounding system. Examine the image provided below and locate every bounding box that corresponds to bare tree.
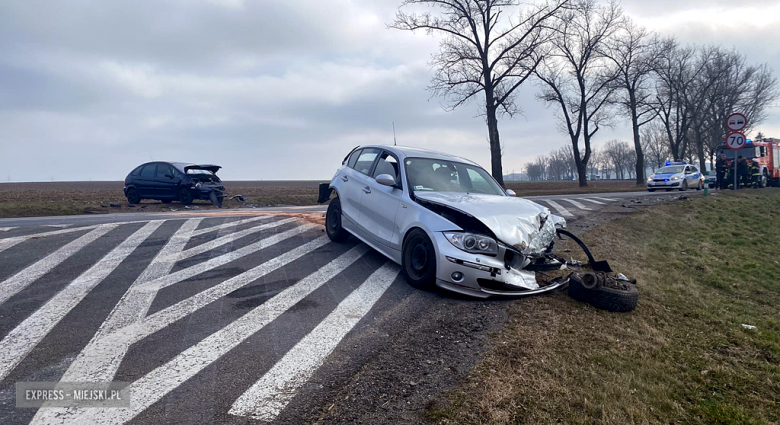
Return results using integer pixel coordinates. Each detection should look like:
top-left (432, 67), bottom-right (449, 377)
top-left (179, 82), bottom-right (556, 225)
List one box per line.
top-left (534, 0), bottom-right (622, 187)
top-left (391, 0), bottom-right (568, 185)
top-left (641, 121), bottom-right (670, 171)
top-left (601, 17), bottom-right (660, 184)
top-left (652, 40), bottom-right (695, 161)
top-left (603, 140), bottom-right (634, 179)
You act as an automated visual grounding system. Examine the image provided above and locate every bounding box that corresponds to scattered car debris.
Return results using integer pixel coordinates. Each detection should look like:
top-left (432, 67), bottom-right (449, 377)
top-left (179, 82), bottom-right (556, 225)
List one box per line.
top-left (109, 204), bottom-right (121, 208)
top-left (741, 324), bottom-right (757, 330)
top-left (230, 195), bottom-right (246, 202)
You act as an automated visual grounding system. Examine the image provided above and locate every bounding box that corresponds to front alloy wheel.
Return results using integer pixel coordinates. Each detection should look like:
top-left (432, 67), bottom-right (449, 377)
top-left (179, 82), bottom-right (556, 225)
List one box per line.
top-left (402, 229), bottom-right (437, 290)
top-left (126, 188), bottom-right (141, 204)
top-left (325, 197), bottom-right (350, 242)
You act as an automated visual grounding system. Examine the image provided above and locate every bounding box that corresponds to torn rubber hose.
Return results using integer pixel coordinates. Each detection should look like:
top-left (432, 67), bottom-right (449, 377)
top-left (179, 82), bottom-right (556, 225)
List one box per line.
top-left (555, 229), bottom-right (612, 273)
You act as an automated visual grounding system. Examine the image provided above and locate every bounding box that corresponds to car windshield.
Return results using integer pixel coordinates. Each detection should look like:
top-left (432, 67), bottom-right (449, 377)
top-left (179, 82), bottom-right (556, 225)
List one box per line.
top-left (186, 169), bottom-right (215, 175)
top-left (656, 166), bottom-right (685, 174)
top-left (405, 158), bottom-right (505, 196)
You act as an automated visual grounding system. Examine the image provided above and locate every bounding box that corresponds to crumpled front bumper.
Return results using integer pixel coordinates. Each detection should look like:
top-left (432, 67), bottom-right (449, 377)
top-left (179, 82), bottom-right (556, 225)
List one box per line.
top-left (432, 232), bottom-right (566, 299)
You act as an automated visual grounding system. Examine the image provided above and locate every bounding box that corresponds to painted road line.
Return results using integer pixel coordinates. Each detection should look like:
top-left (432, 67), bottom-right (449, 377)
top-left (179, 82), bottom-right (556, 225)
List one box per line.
top-left (45, 219), bottom-right (203, 391)
top-left (189, 215), bottom-right (269, 238)
top-left (594, 197), bottom-right (618, 202)
top-left (0, 224), bottom-right (117, 306)
top-left (563, 199), bottom-right (592, 211)
top-left (580, 198), bottom-right (605, 205)
top-left (229, 262), bottom-right (400, 421)
top-left (0, 221), bottom-right (162, 382)
top-left (543, 200), bottom-right (574, 218)
top-left (134, 223), bottom-right (319, 294)
top-left (33, 229), bottom-right (325, 419)
top-left (178, 218), bottom-right (296, 260)
top-left (54, 243), bottom-right (368, 425)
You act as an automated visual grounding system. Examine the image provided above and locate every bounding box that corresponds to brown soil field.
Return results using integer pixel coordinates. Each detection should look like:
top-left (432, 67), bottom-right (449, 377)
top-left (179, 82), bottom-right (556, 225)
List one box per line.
top-left (0, 180), bottom-right (643, 218)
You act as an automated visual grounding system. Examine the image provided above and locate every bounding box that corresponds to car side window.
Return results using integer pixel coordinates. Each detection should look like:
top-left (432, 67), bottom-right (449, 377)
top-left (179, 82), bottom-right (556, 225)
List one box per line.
top-left (354, 148), bottom-right (380, 176)
top-left (156, 164), bottom-right (173, 178)
top-left (140, 164), bottom-right (156, 178)
top-left (690, 166), bottom-right (698, 173)
top-left (347, 149), bottom-right (361, 169)
top-left (131, 165), bottom-right (144, 176)
top-left (372, 152), bottom-right (400, 183)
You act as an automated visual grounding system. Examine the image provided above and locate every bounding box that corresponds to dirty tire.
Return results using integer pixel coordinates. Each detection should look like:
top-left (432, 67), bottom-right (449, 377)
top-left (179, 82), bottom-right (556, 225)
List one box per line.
top-left (126, 188), bottom-right (141, 204)
top-left (161, 199), bottom-right (172, 204)
top-left (402, 229), bottom-right (437, 290)
top-left (178, 188), bottom-right (193, 205)
top-left (680, 180), bottom-right (688, 191)
top-left (569, 276), bottom-right (638, 312)
top-left (325, 198), bottom-right (350, 242)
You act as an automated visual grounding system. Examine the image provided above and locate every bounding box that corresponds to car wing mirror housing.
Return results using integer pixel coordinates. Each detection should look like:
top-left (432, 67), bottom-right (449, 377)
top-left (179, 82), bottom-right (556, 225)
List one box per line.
top-left (375, 174), bottom-right (397, 187)
top-left (505, 189), bottom-right (517, 196)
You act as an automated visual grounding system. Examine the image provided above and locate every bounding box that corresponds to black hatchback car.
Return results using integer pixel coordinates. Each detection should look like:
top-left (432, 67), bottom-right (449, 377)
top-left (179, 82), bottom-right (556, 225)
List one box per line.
top-left (123, 162), bottom-right (226, 207)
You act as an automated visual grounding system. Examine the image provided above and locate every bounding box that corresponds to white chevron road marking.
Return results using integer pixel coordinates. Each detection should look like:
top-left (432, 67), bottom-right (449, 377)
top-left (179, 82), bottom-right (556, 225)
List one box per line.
top-left (543, 200), bottom-right (574, 217)
top-left (0, 221), bottom-right (162, 382)
top-left (229, 262), bottom-right (400, 421)
top-left (0, 224), bottom-right (117, 306)
top-left (563, 199), bottom-right (592, 211)
top-left (55, 243), bottom-right (369, 425)
top-left (580, 198), bottom-right (605, 205)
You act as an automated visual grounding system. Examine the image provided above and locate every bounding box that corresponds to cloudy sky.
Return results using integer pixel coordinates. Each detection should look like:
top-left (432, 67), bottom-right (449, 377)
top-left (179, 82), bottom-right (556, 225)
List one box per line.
top-left (1, 0), bottom-right (778, 182)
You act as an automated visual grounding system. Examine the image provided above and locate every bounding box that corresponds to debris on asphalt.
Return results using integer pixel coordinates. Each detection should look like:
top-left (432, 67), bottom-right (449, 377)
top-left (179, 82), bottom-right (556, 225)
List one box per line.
top-left (678, 195), bottom-right (689, 200)
top-left (109, 204), bottom-right (121, 208)
top-left (741, 324), bottom-right (757, 330)
top-left (230, 195), bottom-right (246, 202)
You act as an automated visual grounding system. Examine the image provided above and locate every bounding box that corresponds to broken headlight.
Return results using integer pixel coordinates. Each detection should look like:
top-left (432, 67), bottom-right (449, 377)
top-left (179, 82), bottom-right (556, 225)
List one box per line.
top-left (444, 232), bottom-right (498, 256)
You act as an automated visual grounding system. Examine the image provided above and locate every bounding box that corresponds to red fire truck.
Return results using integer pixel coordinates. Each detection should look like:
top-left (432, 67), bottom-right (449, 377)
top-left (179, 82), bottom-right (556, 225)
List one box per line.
top-left (716, 137), bottom-right (780, 187)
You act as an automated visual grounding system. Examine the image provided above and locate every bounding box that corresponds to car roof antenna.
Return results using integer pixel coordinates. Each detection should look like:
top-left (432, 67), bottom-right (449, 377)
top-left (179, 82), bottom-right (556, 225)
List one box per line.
top-left (392, 122), bottom-right (397, 146)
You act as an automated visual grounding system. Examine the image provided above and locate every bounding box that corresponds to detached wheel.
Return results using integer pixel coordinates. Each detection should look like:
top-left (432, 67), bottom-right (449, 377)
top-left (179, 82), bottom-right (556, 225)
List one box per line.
top-left (126, 188), bottom-right (141, 204)
top-left (325, 197), bottom-right (350, 242)
top-left (402, 229), bottom-right (437, 290)
top-left (178, 188), bottom-right (193, 205)
top-left (568, 274), bottom-right (638, 312)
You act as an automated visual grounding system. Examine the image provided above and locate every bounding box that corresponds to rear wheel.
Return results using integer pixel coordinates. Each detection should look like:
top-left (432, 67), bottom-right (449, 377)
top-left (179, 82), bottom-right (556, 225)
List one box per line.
top-left (126, 188), bottom-right (141, 204)
top-left (402, 229), bottom-right (437, 290)
top-left (178, 188), bottom-right (193, 205)
top-left (325, 197), bottom-right (350, 242)
top-left (760, 172), bottom-right (768, 188)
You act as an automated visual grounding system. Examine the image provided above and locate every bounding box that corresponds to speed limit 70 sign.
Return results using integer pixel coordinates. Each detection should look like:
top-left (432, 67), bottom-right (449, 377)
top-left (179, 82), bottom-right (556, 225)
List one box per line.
top-left (726, 132), bottom-right (747, 150)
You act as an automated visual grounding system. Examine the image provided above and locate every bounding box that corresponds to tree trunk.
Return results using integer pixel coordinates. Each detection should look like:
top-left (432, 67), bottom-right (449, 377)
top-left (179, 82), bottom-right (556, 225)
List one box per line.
top-left (485, 103), bottom-right (504, 187)
top-left (629, 92), bottom-right (645, 185)
top-left (572, 138), bottom-right (587, 187)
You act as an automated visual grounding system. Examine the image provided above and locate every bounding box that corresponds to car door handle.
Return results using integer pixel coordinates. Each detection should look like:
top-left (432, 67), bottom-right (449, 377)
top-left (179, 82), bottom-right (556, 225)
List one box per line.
top-left (363, 186), bottom-right (371, 194)
top-left (341, 175), bottom-right (348, 182)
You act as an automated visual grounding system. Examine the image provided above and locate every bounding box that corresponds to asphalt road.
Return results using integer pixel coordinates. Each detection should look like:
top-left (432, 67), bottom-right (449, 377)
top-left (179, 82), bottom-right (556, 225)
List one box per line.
top-left (0, 190), bottom-right (699, 424)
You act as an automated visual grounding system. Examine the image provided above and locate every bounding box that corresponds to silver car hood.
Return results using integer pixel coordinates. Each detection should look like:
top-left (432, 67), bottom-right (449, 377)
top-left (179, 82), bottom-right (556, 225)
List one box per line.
top-left (415, 192), bottom-right (565, 256)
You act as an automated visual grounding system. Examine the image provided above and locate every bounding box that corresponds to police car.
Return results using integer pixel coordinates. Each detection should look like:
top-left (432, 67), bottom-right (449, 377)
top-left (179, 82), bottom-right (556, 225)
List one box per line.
top-left (646, 162), bottom-right (705, 192)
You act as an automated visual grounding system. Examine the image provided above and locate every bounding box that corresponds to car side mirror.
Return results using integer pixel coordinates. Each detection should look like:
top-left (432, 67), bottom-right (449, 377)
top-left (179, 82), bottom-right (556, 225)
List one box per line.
top-left (164, 173), bottom-right (174, 179)
top-left (375, 174), bottom-right (396, 187)
top-left (505, 189), bottom-right (516, 196)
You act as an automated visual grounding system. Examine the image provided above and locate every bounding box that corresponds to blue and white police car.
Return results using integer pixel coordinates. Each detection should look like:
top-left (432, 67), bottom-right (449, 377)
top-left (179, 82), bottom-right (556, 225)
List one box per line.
top-left (647, 162), bottom-right (705, 192)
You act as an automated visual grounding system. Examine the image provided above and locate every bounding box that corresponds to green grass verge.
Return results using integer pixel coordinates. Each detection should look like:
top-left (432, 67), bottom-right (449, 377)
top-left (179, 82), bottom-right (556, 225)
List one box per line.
top-left (428, 190), bottom-right (780, 424)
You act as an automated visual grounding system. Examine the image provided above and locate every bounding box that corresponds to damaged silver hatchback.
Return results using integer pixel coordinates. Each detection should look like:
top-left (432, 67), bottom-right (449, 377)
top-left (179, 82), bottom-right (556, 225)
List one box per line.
top-left (318, 145), bottom-right (570, 298)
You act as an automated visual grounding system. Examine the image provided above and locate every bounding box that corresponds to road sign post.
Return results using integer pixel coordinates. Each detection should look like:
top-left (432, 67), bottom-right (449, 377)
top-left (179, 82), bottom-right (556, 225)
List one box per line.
top-left (725, 112), bottom-right (748, 191)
